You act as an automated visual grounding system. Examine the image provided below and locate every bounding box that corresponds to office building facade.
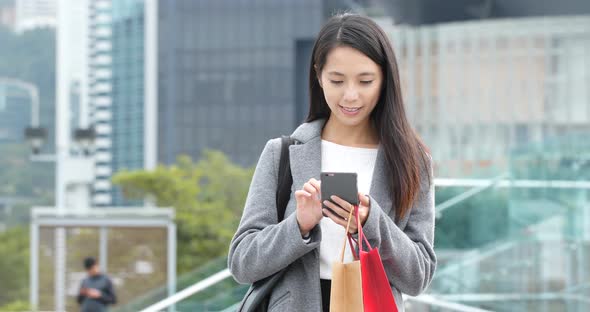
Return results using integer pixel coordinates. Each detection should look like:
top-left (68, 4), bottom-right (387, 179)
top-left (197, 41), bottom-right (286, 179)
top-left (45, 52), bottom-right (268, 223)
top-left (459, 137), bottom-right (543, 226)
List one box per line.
top-left (88, 0), bottom-right (114, 206)
top-left (110, 0), bottom-right (145, 205)
top-left (150, 0), bottom-right (323, 166)
top-left (378, 15), bottom-right (590, 176)
top-left (14, 0), bottom-right (56, 33)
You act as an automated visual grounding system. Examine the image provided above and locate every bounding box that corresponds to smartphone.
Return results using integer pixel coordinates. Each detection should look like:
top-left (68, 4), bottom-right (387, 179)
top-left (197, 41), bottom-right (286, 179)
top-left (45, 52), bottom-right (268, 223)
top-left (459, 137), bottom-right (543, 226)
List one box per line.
top-left (321, 172), bottom-right (358, 217)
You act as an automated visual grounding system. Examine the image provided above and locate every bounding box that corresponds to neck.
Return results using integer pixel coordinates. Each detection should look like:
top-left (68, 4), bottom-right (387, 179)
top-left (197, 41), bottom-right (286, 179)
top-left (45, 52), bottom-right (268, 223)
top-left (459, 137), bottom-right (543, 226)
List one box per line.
top-left (321, 116), bottom-right (379, 148)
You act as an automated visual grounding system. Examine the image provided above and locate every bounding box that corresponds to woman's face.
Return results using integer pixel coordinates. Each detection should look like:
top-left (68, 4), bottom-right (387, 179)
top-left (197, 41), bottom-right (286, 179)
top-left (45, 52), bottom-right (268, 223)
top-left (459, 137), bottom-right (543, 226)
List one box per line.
top-left (318, 46), bottom-right (383, 127)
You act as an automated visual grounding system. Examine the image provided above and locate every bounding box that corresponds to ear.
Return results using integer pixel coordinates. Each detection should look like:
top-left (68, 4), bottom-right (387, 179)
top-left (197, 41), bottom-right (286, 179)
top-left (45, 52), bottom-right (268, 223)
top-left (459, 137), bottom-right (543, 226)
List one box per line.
top-left (314, 64), bottom-right (322, 88)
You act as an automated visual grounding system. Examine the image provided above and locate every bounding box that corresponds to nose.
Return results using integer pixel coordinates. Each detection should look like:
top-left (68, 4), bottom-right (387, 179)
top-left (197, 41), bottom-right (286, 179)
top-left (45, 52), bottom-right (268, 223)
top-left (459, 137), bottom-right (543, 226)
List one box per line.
top-left (343, 87), bottom-right (359, 102)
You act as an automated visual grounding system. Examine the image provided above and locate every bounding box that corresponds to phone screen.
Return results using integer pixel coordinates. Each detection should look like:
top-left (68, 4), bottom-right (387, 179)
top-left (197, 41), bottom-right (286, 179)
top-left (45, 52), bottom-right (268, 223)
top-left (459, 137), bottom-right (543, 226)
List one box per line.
top-left (320, 172), bottom-right (358, 216)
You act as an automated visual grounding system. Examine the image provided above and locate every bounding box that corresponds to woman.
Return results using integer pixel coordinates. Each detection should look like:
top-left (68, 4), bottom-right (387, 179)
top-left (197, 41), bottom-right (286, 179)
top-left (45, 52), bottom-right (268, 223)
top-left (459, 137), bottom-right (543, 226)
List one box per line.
top-left (229, 13), bottom-right (436, 312)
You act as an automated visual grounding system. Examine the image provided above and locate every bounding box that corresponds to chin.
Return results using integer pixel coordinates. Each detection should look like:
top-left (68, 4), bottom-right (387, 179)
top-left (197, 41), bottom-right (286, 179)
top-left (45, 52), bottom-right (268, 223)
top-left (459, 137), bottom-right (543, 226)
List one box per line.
top-left (334, 114), bottom-right (369, 127)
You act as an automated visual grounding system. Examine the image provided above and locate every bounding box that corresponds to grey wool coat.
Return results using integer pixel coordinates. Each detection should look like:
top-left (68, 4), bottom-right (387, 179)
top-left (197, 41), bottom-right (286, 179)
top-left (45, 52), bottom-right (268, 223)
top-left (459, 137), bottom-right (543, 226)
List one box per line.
top-left (228, 119), bottom-right (436, 312)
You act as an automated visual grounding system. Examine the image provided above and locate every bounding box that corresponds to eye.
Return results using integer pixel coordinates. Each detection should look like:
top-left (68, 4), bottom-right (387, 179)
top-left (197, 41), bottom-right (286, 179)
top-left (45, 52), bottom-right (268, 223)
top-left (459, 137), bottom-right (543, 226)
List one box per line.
top-left (360, 80), bottom-right (374, 85)
top-left (330, 80), bottom-right (344, 85)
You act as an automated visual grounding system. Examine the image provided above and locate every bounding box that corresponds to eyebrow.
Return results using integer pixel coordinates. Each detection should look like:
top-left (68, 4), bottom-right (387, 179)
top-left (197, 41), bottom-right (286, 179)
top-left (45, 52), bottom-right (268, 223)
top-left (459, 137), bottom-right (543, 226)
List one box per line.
top-left (327, 71), bottom-right (376, 77)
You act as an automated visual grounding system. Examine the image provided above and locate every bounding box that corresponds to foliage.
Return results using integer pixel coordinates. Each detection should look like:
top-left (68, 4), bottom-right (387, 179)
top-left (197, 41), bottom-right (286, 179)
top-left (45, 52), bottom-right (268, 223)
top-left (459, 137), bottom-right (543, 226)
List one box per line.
top-left (113, 150), bottom-right (254, 273)
top-left (0, 227), bottom-right (29, 307)
top-left (0, 300), bottom-right (30, 312)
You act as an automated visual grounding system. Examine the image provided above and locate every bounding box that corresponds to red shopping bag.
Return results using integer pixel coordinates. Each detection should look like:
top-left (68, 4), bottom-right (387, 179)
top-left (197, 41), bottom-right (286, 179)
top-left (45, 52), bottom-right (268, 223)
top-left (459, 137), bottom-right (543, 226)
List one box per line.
top-left (355, 208), bottom-right (399, 312)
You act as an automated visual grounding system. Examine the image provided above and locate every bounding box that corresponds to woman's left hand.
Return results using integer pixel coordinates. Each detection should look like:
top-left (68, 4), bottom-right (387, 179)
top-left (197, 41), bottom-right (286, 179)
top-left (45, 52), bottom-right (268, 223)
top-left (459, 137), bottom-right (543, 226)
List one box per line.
top-left (322, 192), bottom-right (370, 234)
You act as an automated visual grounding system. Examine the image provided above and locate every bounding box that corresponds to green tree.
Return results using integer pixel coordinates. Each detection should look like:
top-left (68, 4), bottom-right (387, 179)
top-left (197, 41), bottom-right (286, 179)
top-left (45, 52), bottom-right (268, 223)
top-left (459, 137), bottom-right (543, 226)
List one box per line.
top-left (0, 301), bottom-right (29, 312)
top-left (113, 151), bottom-right (254, 273)
top-left (0, 226), bottom-right (29, 308)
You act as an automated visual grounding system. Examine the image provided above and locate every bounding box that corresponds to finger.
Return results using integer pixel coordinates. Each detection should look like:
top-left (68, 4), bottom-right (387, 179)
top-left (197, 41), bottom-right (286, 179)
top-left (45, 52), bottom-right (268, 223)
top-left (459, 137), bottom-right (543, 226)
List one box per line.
top-left (323, 208), bottom-right (358, 233)
top-left (323, 200), bottom-right (350, 220)
top-left (358, 192), bottom-right (370, 206)
top-left (295, 190), bottom-right (312, 198)
top-left (322, 208), bottom-right (348, 227)
top-left (309, 178), bottom-right (321, 191)
top-left (330, 196), bottom-right (353, 212)
top-left (303, 183), bottom-right (317, 195)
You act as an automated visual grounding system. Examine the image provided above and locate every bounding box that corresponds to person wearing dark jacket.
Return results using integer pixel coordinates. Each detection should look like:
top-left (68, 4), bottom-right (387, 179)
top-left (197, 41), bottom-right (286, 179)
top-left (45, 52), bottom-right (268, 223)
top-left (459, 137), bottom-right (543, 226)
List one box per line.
top-left (77, 257), bottom-right (117, 312)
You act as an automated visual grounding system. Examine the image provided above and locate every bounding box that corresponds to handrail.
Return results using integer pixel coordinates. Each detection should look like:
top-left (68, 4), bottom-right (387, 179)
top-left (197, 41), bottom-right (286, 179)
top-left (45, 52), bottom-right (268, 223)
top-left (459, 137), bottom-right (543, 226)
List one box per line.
top-left (561, 282), bottom-right (590, 294)
top-left (404, 294), bottom-right (494, 312)
top-left (437, 292), bottom-right (590, 305)
top-left (435, 177), bottom-right (590, 189)
top-left (435, 173), bottom-right (508, 218)
top-left (140, 269), bottom-right (232, 312)
top-left (434, 174), bottom-right (590, 219)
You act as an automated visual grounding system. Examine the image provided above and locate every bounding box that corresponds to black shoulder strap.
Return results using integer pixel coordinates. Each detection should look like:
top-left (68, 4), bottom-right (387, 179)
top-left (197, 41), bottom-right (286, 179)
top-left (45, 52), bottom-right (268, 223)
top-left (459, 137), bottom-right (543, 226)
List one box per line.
top-left (276, 135), bottom-right (296, 222)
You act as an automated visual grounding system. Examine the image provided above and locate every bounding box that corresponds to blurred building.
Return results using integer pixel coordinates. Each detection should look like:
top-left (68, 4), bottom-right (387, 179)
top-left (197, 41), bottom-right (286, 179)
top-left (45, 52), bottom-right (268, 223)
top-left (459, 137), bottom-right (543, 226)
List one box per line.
top-left (0, 93), bottom-right (30, 142)
top-left (148, 0), bottom-right (324, 167)
top-left (14, 0), bottom-right (56, 33)
top-left (88, 0), bottom-right (114, 206)
top-left (68, 0), bottom-right (330, 206)
top-left (382, 0), bottom-right (590, 25)
top-left (376, 14), bottom-right (590, 177)
top-left (109, 0), bottom-right (354, 205)
top-left (372, 4), bottom-right (590, 310)
top-left (56, 0), bottom-right (590, 205)
top-left (110, 0), bottom-right (144, 205)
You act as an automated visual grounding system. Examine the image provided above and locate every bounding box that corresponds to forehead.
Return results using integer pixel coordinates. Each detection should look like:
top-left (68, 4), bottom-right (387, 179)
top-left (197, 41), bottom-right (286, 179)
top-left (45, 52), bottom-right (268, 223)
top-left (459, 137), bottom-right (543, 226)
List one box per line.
top-left (323, 46), bottom-right (380, 75)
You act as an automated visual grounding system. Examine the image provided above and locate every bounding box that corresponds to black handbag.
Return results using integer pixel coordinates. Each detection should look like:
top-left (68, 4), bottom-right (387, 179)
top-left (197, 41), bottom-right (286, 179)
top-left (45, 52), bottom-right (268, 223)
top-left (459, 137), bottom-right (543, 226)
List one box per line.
top-left (237, 136), bottom-right (297, 312)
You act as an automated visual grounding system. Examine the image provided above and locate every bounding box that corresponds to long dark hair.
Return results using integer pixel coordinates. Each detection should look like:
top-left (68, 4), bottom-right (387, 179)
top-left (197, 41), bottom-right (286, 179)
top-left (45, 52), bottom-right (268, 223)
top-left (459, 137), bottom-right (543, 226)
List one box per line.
top-left (307, 13), bottom-right (431, 220)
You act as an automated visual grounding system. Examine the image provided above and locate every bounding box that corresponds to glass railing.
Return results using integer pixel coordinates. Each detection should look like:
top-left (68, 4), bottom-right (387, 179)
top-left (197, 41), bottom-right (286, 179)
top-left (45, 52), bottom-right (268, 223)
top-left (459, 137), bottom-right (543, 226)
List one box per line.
top-left (428, 132), bottom-right (590, 311)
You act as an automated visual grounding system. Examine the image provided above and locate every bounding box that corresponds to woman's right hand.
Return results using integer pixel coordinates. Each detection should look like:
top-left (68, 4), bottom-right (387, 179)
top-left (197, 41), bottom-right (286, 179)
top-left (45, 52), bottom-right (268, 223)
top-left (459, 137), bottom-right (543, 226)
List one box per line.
top-left (294, 178), bottom-right (323, 237)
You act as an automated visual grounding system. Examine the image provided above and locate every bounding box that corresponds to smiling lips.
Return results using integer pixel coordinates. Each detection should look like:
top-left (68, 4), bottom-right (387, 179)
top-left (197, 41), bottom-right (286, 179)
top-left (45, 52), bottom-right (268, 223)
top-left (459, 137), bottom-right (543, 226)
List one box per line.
top-left (339, 105), bottom-right (362, 115)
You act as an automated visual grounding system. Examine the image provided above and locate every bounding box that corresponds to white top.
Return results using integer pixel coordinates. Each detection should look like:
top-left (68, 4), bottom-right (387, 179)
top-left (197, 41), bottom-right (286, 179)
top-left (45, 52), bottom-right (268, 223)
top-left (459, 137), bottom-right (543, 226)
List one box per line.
top-left (319, 139), bottom-right (378, 279)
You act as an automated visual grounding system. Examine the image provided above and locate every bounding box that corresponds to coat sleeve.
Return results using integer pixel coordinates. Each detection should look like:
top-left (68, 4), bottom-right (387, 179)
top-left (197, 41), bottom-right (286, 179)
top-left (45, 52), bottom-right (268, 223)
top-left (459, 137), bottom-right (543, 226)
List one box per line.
top-left (100, 278), bottom-right (117, 305)
top-left (77, 279), bottom-right (88, 305)
top-left (362, 155), bottom-right (436, 296)
top-left (77, 287), bottom-right (86, 305)
top-left (228, 139), bottom-right (321, 284)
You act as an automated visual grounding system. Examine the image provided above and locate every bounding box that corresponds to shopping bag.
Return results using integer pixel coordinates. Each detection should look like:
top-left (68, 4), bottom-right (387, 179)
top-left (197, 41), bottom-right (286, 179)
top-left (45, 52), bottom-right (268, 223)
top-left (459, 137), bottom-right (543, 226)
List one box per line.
top-left (355, 207), bottom-right (399, 312)
top-left (330, 206), bottom-right (364, 312)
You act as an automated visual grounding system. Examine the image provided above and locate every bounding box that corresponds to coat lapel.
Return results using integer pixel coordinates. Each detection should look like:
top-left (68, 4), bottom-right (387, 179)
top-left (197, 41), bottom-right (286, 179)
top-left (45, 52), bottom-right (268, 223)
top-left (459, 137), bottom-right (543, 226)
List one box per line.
top-left (288, 136), bottom-right (322, 206)
top-left (284, 118), bottom-right (393, 217)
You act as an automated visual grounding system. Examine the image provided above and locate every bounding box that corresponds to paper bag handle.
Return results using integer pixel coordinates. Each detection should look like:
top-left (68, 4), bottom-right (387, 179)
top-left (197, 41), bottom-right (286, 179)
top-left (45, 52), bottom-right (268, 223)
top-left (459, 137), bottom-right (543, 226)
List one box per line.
top-left (340, 205), bottom-right (359, 262)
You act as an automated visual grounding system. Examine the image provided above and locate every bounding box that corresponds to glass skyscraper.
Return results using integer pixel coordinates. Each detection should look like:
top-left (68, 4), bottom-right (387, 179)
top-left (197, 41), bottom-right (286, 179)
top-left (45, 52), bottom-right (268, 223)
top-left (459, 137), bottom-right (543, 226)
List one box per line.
top-left (152, 0), bottom-right (324, 166)
top-left (111, 0), bottom-right (145, 205)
